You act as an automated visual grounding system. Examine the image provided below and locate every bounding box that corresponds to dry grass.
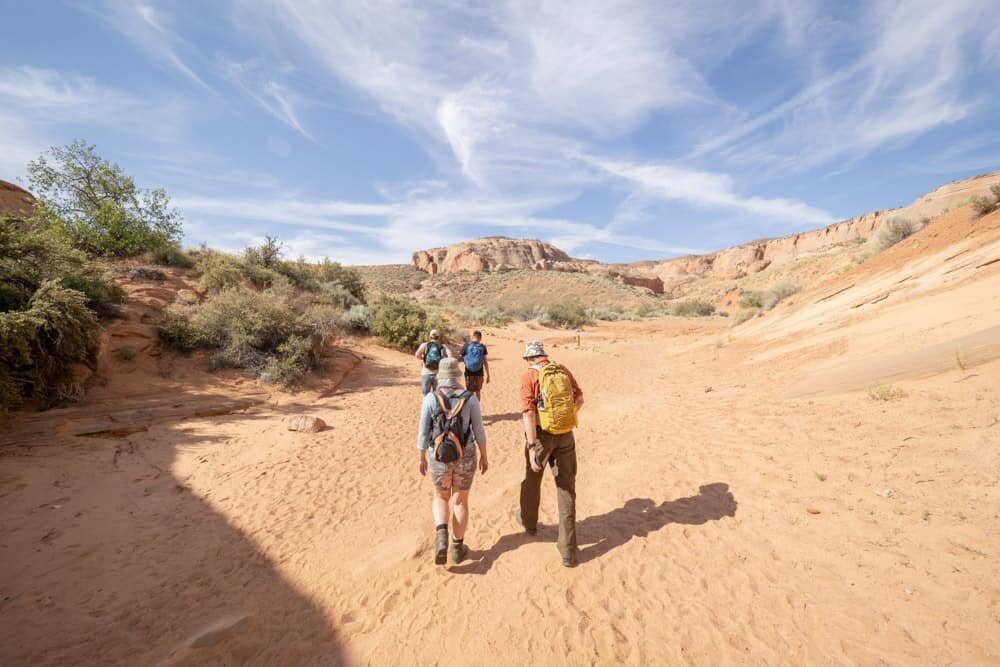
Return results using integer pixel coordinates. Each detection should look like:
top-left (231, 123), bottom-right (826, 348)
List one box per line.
top-left (867, 384), bottom-right (907, 401)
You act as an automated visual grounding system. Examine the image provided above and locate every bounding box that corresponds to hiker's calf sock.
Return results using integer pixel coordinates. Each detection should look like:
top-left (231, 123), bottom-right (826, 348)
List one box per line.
top-left (451, 537), bottom-right (463, 544)
top-left (436, 524), bottom-right (448, 532)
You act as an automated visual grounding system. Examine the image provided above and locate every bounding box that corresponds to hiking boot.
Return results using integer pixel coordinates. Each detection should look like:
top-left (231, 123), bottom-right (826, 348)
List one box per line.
top-left (514, 509), bottom-right (537, 536)
top-left (434, 529), bottom-right (448, 565)
top-left (562, 550), bottom-right (579, 568)
top-left (449, 541), bottom-right (469, 564)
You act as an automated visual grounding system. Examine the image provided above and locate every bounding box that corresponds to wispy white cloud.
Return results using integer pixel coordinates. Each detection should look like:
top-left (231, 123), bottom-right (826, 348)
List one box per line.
top-left (697, 0), bottom-right (997, 172)
top-left (79, 1), bottom-right (210, 90)
top-left (588, 156), bottom-right (835, 226)
top-left (219, 58), bottom-right (312, 138)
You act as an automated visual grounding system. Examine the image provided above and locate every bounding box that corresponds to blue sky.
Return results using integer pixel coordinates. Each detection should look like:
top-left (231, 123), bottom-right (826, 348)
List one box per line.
top-left (2, 1), bottom-right (998, 264)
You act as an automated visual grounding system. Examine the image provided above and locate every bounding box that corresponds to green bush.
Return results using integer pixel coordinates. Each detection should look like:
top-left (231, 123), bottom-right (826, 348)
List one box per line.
top-left (147, 243), bottom-right (194, 268)
top-left (1, 282), bottom-right (100, 409)
top-left (672, 299), bottom-right (715, 317)
top-left (451, 305), bottom-right (513, 326)
top-left (371, 297), bottom-right (431, 350)
top-left (158, 284), bottom-right (333, 387)
top-left (877, 217), bottom-right (921, 249)
top-left (341, 304), bottom-right (372, 333)
top-left (541, 301), bottom-right (589, 329)
top-left (317, 282), bottom-right (361, 309)
top-left (27, 141), bottom-right (182, 257)
top-left (196, 251), bottom-right (244, 292)
top-left (244, 236), bottom-right (283, 268)
top-left (60, 270), bottom-right (126, 318)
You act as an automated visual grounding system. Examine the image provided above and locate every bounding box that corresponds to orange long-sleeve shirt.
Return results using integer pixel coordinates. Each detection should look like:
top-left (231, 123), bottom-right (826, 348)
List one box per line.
top-left (519, 362), bottom-right (583, 414)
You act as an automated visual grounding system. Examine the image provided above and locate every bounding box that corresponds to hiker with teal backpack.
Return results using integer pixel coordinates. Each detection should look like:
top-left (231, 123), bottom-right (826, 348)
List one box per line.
top-left (416, 358), bottom-right (489, 565)
top-left (414, 329), bottom-right (451, 395)
top-left (459, 330), bottom-right (490, 401)
top-left (515, 340), bottom-right (584, 567)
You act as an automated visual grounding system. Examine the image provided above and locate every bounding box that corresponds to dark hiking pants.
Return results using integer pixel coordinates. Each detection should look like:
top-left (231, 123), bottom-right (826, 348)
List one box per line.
top-left (519, 429), bottom-right (577, 559)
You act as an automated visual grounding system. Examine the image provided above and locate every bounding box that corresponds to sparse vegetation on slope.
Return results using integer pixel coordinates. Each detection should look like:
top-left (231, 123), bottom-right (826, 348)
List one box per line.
top-left (971, 185), bottom-right (1000, 217)
top-left (1, 213), bottom-right (125, 410)
top-left (877, 217), bottom-right (924, 249)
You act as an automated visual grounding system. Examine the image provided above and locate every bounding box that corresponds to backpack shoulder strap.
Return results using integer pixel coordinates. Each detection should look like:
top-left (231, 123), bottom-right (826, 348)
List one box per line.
top-left (447, 391), bottom-right (471, 418)
top-left (433, 390), bottom-right (450, 413)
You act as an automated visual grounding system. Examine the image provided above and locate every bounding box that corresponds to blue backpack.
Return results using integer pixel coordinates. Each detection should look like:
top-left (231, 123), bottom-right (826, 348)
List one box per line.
top-left (423, 341), bottom-right (444, 370)
top-left (463, 342), bottom-right (485, 373)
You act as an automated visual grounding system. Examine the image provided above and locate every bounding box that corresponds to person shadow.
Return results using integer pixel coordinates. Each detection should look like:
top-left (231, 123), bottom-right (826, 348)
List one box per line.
top-left (450, 483), bottom-right (737, 575)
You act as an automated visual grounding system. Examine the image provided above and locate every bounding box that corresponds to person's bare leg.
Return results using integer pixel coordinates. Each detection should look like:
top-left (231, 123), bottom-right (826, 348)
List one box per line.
top-left (451, 490), bottom-right (469, 540)
top-left (433, 488), bottom-right (451, 526)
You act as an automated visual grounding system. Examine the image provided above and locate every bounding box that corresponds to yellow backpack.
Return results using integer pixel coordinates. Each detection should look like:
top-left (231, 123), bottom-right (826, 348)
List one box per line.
top-left (532, 362), bottom-right (577, 434)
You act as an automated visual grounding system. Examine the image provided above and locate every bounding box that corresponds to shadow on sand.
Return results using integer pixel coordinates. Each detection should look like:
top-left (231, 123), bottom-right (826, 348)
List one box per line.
top-left (482, 411), bottom-right (522, 426)
top-left (451, 483), bottom-right (737, 575)
top-left (0, 379), bottom-right (347, 665)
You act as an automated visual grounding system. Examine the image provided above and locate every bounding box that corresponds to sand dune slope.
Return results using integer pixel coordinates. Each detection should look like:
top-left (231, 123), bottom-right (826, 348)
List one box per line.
top-left (1, 215), bottom-right (999, 665)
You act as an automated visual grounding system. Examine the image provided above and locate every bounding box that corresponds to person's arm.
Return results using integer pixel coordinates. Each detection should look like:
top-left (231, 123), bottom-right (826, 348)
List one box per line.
top-left (520, 370), bottom-right (543, 472)
top-left (468, 397), bottom-right (488, 474)
top-left (566, 366), bottom-right (585, 411)
top-left (414, 342), bottom-right (425, 361)
top-left (416, 395), bottom-right (432, 475)
top-left (484, 357), bottom-right (490, 383)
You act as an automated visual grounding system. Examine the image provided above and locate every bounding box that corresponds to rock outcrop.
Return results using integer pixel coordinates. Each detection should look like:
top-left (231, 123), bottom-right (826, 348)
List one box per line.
top-left (412, 236), bottom-right (665, 294)
top-left (413, 237), bottom-right (581, 275)
top-left (0, 180), bottom-right (36, 219)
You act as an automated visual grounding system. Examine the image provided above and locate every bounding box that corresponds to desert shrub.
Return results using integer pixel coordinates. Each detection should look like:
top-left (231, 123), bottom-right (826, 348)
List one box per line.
top-left (27, 141), bottom-right (181, 257)
top-left (762, 282), bottom-right (800, 310)
top-left (259, 335), bottom-right (318, 386)
top-left (60, 270), bottom-right (126, 318)
top-left (586, 306), bottom-right (623, 321)
top-left (0, 282), bottom-right (100, 409)
top-left (244, 235), bottom-right (284, 268)
top-left (314, 259), bottom-right (365, 303)
top-left (672, 299), bottom-right (715, 317)
top-left (243, 264), bottom-right (282, 290)
top-left (341, 304), bottom-right (372, 333)
top-left (127, 266), bottom-right (166, 281)
top-left (738, 291), bottom-right (764, 309)
top-left (1, 215), bottom-right (125, 319)
top-left (114, 347), bottom-right (137, 362)
top-left (147, 243), bottom-right (194, 268)
top-left (731, 308), bottom-right (759, 326)
top-left (451, 305), bottom-right (513, 327)
top-left (971, 195), bottom-right (998, 217)
top-left (196, 251), bottom-right (244, 291)
top-left (877, 217), bottom-right (921, 249)
top-left (867, 384), bottom-right (906, 401)
top-left (371, 297), bottom-right (431, 350)
top-left (541, 301), bottom-right (589, 329)
top-left (316, 282), bottom-right (361, 309)
top-left (159, 284), bottom-right (328, 386)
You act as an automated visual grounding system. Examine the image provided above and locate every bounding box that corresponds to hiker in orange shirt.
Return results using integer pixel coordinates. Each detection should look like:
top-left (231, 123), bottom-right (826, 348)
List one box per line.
top-left (514, 340), bottom-right (584, 567)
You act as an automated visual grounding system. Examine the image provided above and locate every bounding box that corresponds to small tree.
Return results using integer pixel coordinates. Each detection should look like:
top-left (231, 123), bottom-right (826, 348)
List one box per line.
top-left (244, 236), bottom-right (284, 268)
top-left (27, 141), bottom-right (182, 257)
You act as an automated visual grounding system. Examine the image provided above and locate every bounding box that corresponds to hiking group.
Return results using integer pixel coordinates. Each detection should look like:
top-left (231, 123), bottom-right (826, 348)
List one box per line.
top-left (415, 330), bottom-right (584, 568)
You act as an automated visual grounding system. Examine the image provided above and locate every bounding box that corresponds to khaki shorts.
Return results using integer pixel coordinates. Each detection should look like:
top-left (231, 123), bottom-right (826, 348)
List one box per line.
top-left (428, 443), bottom-right (477, 491)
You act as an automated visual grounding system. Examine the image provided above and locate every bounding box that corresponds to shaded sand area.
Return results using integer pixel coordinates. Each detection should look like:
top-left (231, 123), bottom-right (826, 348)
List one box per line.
top-left (2, 210), bottom-right (999, 665)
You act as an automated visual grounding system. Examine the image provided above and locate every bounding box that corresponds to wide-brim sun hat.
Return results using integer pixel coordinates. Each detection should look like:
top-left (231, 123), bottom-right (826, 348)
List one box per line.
top-left (436, 357), bottom-right (462, 381)
top-left (522, 340), bottom-right (546, 358)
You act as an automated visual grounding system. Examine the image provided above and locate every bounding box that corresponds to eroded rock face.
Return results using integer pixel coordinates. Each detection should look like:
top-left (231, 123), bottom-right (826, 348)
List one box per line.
top-left (413, 237), bottom-right (576, 275)
top-left (642, 209), bottom-right (892, 286)
top-left (0, 180), bottom-right (36, 219)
